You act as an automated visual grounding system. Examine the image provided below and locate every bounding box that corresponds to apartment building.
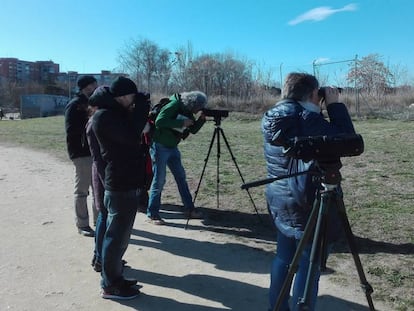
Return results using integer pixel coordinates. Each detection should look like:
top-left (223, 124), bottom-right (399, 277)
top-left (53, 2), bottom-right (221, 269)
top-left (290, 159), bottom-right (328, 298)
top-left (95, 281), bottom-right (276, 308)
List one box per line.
top-left (0, 58), bottom-right (59, 84)
top-left (0, 58), bottom-right (127, 89)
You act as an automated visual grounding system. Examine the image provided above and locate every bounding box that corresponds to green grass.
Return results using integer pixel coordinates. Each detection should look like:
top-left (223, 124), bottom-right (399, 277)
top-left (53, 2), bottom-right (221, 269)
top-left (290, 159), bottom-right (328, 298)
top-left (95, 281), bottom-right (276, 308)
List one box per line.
top-left (1, 115), bottom-right (413, 310)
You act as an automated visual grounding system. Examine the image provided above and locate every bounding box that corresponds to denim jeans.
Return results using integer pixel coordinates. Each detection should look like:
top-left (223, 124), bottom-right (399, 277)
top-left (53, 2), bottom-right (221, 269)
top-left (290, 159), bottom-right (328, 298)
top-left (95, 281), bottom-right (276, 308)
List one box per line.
top-left (101, 190), bottom-right (138, 288)
top-left (147, 142), bottom-right (194, 218)
top-left (93, 207), bottom-right (107, 264)
top-left (269, 229), bottom-right (320, 311)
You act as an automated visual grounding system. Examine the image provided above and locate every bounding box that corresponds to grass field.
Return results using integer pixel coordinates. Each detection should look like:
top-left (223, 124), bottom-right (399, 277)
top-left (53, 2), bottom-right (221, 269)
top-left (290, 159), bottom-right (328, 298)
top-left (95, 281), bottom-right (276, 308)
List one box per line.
top-left (0, 114), bottom-right (413, 310)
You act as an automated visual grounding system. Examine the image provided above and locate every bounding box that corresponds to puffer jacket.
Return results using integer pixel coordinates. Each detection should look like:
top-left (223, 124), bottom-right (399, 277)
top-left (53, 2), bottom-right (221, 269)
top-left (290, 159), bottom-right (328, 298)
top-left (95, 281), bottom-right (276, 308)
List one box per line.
top-left (262, 99), bottom-right (355, 239)
top-left (91, 89), bottom-right (150, 191)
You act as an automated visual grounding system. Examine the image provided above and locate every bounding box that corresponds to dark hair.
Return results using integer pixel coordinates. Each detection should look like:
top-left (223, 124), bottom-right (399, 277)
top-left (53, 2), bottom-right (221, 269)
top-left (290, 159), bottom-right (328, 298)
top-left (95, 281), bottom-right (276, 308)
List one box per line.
top-left (77, 75), bottom-right (97, 90)
top-left (282, 72), bottom-right (319, 102)
top-left (110, 76), bottom-right (137, 97)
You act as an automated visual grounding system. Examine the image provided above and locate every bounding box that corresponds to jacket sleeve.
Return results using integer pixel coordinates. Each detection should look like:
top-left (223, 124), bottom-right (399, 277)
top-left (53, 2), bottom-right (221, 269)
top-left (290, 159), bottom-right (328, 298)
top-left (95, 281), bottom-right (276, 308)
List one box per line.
top-left (300, 103), bottom-right (355, 137)
top-left (130, 93), bottom-right (151, 135)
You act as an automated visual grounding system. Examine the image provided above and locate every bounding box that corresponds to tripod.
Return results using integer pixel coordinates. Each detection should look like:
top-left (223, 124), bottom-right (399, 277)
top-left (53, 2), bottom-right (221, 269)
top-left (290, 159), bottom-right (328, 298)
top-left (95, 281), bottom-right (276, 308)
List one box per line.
top-left (272, 163), bottom-right (375, 311)
top-left (192, 116), bottom-right (262, 221)
top-left (241, 162), bottom-right (375, 311)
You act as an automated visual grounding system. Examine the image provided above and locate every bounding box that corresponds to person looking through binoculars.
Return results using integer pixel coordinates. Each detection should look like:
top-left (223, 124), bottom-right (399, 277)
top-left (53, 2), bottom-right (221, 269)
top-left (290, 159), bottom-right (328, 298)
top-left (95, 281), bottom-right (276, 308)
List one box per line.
top-left (146, 91), bottom-right (207, 225)
top-left (262, 72), bottom-right (356, 311)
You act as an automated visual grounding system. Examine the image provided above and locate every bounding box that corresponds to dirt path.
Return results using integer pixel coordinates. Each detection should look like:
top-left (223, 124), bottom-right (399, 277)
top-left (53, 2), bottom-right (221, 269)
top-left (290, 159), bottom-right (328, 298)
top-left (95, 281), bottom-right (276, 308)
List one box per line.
top-left (0, 145), bottom-right (390, 310)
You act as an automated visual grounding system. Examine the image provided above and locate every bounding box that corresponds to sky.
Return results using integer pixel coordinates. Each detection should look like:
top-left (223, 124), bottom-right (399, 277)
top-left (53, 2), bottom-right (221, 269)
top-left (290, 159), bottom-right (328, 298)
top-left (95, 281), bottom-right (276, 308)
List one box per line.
top-left (1, 0), bottom-right (414, 85)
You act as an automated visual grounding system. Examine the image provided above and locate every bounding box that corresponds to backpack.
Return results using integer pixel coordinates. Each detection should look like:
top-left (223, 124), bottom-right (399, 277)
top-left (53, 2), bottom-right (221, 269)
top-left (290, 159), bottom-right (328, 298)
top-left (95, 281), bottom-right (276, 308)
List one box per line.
top-left (142, 97), bottom-right (171, 146)
top-left (148, 97), bottom-right (171, 124)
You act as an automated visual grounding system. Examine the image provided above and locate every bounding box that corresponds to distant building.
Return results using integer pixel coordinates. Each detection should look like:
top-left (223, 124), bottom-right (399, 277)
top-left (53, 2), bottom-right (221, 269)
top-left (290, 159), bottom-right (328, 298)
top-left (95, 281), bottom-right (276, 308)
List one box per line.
top-left (56, 70), bottom-right (128, 97)
top-left (0, 57), bottom-right (130, 109)
top-left (0, 58), bottom-right (59, 84)
top-left (0, 57), bottom-right (128, 91)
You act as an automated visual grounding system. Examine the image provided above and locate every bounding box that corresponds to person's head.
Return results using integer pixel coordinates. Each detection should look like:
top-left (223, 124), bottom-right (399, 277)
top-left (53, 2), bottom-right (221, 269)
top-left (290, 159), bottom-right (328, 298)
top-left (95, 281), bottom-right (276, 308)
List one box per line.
top-left (77, 75), bottom-right (98, 98)
top-left (181, 91), bottom-right (207, 113)
top-left (88, 85), bottom-right (110, 116)
top-left (110, 77), bottom-right (138, 111)
top-left (282, 72), bottom-right (319, 103)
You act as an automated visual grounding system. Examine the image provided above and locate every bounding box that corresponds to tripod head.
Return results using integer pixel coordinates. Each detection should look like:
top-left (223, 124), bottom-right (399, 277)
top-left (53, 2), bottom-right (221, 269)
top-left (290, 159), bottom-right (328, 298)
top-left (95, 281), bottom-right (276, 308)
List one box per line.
top-left (312, 159), bottom-right (342, 185)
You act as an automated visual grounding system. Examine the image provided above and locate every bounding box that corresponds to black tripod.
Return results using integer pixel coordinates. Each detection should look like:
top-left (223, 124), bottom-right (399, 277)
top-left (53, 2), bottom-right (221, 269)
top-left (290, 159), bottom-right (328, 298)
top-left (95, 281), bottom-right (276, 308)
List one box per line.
top-left (192, 115), bottom-right (262, 221)
top-left (242, 162), bottom-right (375, 311)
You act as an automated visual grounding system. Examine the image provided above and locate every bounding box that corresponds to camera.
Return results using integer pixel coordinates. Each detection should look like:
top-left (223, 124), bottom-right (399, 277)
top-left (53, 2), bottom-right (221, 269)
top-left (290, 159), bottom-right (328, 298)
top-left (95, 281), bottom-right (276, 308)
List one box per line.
top-left (284, 133), bottom-right (364, 162)
top-left (202, 108), bottom-right (229, 119)
top-left (318, 87), bottom-right (343, 99)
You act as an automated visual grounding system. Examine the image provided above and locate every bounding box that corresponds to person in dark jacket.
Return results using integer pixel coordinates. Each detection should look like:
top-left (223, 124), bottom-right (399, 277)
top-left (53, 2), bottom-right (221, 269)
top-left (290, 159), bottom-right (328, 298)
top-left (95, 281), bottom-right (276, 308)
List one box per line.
top-left (64, 75), bottom-right (98, 237)
top-left (262, 72), bottom-right (356, 311)
top-left (146, 91), bottom-right (207, 225)
top-left (92, 77), bottom-right (149, 300)
top-left (86, 86), bottom-right (110, 272)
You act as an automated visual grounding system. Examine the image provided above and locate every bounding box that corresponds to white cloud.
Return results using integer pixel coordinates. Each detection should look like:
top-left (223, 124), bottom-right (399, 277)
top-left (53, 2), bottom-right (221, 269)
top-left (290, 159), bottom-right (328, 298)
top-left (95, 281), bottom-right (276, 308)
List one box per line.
top-left (313, 57), bottom-right (331, 64)
top-left (288, 3), bottom-right (358, 26)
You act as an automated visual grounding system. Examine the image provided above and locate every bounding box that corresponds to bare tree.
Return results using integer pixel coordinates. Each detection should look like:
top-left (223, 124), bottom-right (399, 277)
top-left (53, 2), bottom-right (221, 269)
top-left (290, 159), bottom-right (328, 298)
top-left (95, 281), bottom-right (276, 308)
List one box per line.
top-left (169, 42), bottom-right (194, 91)
top-left (347, 54), bottom-right (393, 95)
top-left (118, 38), bottom-right (172, 93)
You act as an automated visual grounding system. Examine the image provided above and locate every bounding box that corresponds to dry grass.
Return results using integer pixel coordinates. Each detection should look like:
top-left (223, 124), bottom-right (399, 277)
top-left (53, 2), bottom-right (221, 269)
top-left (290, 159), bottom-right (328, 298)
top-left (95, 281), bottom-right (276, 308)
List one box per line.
top-left (0, 114), bottom-right (413, 310)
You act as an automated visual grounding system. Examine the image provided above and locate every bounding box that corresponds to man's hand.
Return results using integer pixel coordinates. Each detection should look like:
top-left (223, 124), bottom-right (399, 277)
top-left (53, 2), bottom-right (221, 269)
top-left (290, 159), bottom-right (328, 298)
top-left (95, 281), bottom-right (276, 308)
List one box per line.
top-left (183, 119), bottom-right (194, 127)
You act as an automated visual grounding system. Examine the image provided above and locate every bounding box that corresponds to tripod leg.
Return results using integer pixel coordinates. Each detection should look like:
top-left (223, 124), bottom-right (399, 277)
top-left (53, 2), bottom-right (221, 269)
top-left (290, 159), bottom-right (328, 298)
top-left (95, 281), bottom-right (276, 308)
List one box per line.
top-left (216, 126), bottom-right (221, 209)
top-left (297, 188), bottom-right (332, 310)
top-left (218, 128), bottom-right (263, 222)
top-left (273, 194), bottom-right (321, 311)
top-left (335, 194), bottom-right (376, 311)
top-left (192, 127), bottom-right (218, 205)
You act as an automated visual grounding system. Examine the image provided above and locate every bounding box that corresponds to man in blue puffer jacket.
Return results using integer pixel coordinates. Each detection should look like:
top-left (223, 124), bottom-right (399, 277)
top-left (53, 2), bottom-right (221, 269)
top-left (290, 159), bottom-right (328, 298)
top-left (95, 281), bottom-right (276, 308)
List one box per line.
top-left (262, 72), bottom-right (356, 311)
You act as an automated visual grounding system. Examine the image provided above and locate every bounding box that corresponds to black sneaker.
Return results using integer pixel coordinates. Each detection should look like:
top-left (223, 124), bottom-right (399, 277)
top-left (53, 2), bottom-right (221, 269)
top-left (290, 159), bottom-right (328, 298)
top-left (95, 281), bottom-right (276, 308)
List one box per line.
top-left (101, 285), bottom-right (140, 300)
top-left (122, 278), bottom-right (138, 287)
top-left (146, 215), bottom-right (166, 225)
top-left (93, 260), bottom-right (102, 272)
top-left (78, 226), bottom-right (95, 237)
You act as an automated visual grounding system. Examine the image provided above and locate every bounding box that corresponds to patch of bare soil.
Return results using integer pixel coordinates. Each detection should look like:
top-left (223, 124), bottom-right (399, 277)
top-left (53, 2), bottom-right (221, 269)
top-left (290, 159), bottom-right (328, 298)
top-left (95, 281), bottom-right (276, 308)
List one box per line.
top-left (0, 145), bottom-right (392, 311)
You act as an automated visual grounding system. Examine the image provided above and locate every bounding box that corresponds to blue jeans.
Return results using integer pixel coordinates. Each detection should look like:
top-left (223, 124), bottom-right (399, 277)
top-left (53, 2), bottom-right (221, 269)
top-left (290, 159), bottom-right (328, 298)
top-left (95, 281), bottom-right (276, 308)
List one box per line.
top-left (269, 229), bottom-right (320, 311)
top-left (93, 207), bottom-right (107, 264)
top-left (101, 190), bottom-right (138, 288)
top-left (147, 142), bottom-right (194, 218)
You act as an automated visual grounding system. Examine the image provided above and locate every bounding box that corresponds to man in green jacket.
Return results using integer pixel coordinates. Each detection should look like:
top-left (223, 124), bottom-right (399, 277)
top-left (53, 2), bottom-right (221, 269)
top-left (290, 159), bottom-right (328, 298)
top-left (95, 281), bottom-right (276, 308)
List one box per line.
top-left (147, 91), bottom-right (207, 224)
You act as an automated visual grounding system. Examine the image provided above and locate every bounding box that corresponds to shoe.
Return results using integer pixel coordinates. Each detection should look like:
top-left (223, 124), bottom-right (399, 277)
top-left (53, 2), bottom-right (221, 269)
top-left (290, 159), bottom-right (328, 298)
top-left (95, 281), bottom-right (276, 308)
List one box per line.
top-left (91, 255), bottom-right (96, 267)
top-left (146, 215), bottom-right (166, 225)
top-left (78, 226), bottom-right (95, 237)
top-left (122, 278), bottom-right (139, 287)
top-left (101, 285), bottom-right (140, 300)
top-left (185, 209), bottom-right (203, 219)
top-left (93, 260), bottom-right (102, 272)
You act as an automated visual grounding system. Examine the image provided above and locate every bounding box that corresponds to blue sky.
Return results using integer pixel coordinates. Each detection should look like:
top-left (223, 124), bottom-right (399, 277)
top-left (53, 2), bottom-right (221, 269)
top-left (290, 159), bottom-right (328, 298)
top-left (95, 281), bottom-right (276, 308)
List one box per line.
top-left (1, 0), bottom-right (413, 84)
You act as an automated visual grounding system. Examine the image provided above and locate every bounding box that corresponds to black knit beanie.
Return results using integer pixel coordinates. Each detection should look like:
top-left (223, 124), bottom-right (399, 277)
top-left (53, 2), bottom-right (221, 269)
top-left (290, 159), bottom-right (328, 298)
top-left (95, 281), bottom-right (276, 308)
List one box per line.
top-left (110, 77), bottom-right (137, 97)
top-left (77, 75), bottom-right (97, 90)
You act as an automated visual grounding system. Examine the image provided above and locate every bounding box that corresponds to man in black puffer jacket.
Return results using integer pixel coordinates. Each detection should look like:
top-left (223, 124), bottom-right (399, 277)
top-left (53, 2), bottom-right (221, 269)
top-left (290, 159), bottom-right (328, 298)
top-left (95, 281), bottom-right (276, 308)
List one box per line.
top-left (65, 75), bottom-right (98, 237)
top-left (91, 77), bottom-right (149, 300)
top-left (262, 72), bottom-right (356, 311)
